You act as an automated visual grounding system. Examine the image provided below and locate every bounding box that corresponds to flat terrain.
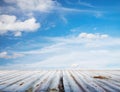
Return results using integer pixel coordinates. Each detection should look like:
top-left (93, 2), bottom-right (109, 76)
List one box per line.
top-left (0, 70), bottom-right (120, 92)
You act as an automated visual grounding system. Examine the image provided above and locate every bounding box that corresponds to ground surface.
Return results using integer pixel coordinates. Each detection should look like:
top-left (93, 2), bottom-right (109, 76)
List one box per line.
top-left (0, 70), bottom-right (120, 92)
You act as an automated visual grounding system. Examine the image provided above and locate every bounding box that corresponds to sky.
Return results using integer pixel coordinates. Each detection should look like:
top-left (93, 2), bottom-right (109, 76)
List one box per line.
top-left (0, 0), bottom-right (120, 70)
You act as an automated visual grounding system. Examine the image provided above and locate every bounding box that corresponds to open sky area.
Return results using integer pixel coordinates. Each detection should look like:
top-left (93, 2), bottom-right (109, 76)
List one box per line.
top-left (0, 0), bottom-right (120, 70)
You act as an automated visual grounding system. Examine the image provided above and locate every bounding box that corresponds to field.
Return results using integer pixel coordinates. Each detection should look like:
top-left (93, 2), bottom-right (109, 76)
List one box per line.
top-left (0, 70), bottom-right (120, 92)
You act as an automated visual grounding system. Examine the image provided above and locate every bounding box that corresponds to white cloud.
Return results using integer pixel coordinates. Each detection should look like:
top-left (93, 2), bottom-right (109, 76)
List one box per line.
top-left (78, 0), bottom-right (94, 8)
top-left (14, 31), bottom-right (22, 37)
top-left (2, 0), bottom-right (102, 17)
top-left (78, 33), bottom-right (109, 39)
top-left (65, 0), bottom-right (94, 8)
top-left (101, 34), bottom-right (109, 38)
top-left (71, 64), bottom-right (79, 68)
top-left (0, 51), bottom-right (24, 59)
top-left (0, 15), bottom-right (40, 36)
top-left (4, 0), bottom-right (59, 13)
top-left (6, 32), bottom-right (119, 69)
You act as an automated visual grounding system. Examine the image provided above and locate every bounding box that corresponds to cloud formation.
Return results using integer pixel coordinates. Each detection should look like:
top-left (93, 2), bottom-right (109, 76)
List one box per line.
top-left (3, 32), bottom-right (119, 69)
top-left (0, 15), bottom-right (40, 36)
top-left (4, 0), bottom-right (59, 13)
top-left (0, 0), bottom-right (102, 37)
top-left (79, 33), bottom-right (108, 39)
top-left (0, 51), bottom-right (24, 59)
top-left (2, 0), bottom-right (102, 16)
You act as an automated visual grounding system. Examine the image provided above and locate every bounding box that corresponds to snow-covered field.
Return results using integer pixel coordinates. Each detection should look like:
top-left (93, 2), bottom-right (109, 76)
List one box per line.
top-left (0, 70), bottom-right (120, 92)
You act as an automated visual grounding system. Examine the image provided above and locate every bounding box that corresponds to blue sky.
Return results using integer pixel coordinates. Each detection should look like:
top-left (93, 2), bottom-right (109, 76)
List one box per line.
top-left (0, 0), bottom-right (120, 70)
